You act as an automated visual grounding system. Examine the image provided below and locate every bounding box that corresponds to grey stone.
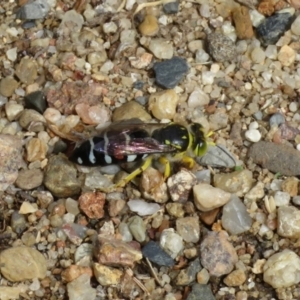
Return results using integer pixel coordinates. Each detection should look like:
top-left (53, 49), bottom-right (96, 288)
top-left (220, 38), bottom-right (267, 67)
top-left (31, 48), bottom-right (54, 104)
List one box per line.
top-left (16, 0), bottom-right (50, 20)
top-left (186, 284), bottom-right (216, 300)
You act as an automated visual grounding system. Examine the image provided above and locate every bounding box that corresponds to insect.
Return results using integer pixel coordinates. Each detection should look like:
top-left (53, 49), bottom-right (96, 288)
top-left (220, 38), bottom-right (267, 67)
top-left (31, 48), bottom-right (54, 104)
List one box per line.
top-left (67, 119), bottom-right (211, 188)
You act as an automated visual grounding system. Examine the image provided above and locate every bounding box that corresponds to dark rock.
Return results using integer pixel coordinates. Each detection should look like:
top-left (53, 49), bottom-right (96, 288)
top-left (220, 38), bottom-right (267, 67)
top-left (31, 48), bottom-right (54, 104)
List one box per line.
top-left (256, 12), bottom-right (295, 46)
top-left (133, 80), bottom-right (145, 90)
top-left (163, 1), bottom-right (179, 14)
top-left (43, 154), bottom-right (81, 197)
top-left (24, 91), bottom-right (47, 114)
top-left (22, 21), bottom-right (37, 29)
top-left (16, 0), bottom-right (50, 20)
top-left (52, 139), bottom-right (68, 154)
top-left (153, 57), bottom-right (189, 89)
top-left (176, 258), bottom-right (202, 285)
top-left (142, 241), bottom-right (175, 267)
top-left (186, 284), bottom-right (216, 300)
top-left (206, 32), bottom-right (237, 63)
top-left (248, 141), bottom-right (300, 176)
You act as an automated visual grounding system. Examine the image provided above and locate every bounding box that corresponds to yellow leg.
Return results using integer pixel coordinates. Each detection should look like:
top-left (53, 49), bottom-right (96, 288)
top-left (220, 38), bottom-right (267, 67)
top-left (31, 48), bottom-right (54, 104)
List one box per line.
top-left (159, 156), bottom-right (171, 178)
top-left (115, 156), bottom-right (153, 188)
top-left (181, 156), bottom-right (195, 169)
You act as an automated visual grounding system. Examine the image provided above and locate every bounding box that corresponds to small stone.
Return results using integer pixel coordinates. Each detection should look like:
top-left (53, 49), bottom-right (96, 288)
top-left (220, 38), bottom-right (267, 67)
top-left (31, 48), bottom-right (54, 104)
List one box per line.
top-left (6, 47), bottom-right (18, 62)
top-left (0, 246), bottom-right (47, 282)
top-left (206, 32), bottom-right (236, 63)
top-left (0, 77), bottom-right (19, 97)
top-left (19, 109), bottom-right (46, 131)
top-left (142, 241), bottom-right (175, 267)
top-left (200, 231), bottom-right (238, 277)
top-left (245, 129), bottom-right (262, 142)
top-left (112, 101), bottom-right (151, 122)
top-left (0, 286), bottom-right (26, 300)
top-left (148, 89), bottom-right (178, 120)
top-left (93, 263), bottom-right (123, 286)
top-left (188, 88), bottom-right (210, 108)
top-left (277, 45), bottom-right (296, 66)
top-left (127, 199), bottom-right (161, 216)
top-left (186, 284), bottom-right (215, 300)
top-left (62, 223), bottom-right (87, 245)
top-left (65, 198), bottom-right (80, 216)
top-left (94, 236), bottom-right (142, 267)
top-left (15, 58), bottom-right (38, 84)
top-left (193, 183), bottom-right (231, 212)
top-left (108, 198), bottom-right (126, 217)
top-left (24, 91), bottom-right (47, 114)
top-left (256, 12), bottom-right (295, 45)
top-left (153, 57), bottom-right (189, 89)
top-left (128, 216), bottom-right (146, 242)
top-left (176, 217), bottom-right (200, 243)
top-left (282, 177), bottom-right (298, 196)
top-left (251, 47), bottom-right (265, 63)
top-left (61, 265), bottom-right (93, 283)
top-left (11, 211), bottom-right (26, 234)
top-left (176, 258), bottom-right (202, 286)
top-left (269, 112), bottom-right (285, 127)
top-left (195, 49), bottom-right (210, 63)
top-left (129, 52), bottom-right (153, 69)
top-left (75, 103), bottom-right (111, 125)
top-left (166, 202), bottom-right (185, 218)
top-left (232, 6), bottom-right (254, 39)
top-left (200, 208), bottom-right (220, 226)
top-left (16, 0), bottom-right (50, 19)
top-left (0, 134), bottom-right (23, 191)
top-left (118, 222), bottom-right (133, 242)
top-left (15, 169), bottom-right (43, 190)
top-left (148, 38), bottom-right (174, 59)
top-left (160, 228), bottom-right (184, 258)
top-left (26, 138), bottom-right (48, 162)
top-left (78, 192), bottom-right (105, 219)
top-left (197, 268), bottom-right (210, 284)
top-left (214, 169), bottom-right (253, 197)
top-left (224, 269), bottom-right (247, 286)
top-left (44, 154), bottom-right (81, 197)
top-left (84, 168), bottom-right (112, 191)
top-left (274, 191), bottom-right (290, 206)
top-left (248, 141), bottom-right (300, 176)
top-left (163, 1), bottom-right (179, 14)
top-left (291, 15), bottom-right (300, 35)
top-left (138, 15), bottom-right (159, 36)
top-left (263, 249), bottom-right (300, 288)
top-left (5, 101), bottom-right (23, 122)
top-left (167, 169), bottom-right (197, 202)
top-left (277, 205), bottom-right (300, 238)
top-left (222, 195), bottom-right (252, 235)
top-left (19, 201), bottom-right (37, 214)
top-left (67, 274), bottom-right (96, 300)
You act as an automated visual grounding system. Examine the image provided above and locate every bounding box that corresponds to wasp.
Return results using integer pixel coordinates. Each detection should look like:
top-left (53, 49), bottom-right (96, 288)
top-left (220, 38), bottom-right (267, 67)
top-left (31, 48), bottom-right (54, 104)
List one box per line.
top-left (66, 118), bottom-right (211, 188)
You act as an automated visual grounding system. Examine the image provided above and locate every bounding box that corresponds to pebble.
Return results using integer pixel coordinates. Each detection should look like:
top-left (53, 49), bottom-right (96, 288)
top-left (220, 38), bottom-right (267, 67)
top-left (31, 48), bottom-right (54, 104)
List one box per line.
top-left (127, 199), bottom-right (160, 216)
top-left (59, 9), bottom-right (84, 33)
top-left (148, 38), bottom-right (174, 59)
top-left (250, 9), bottom-right (265, 27)
top-left (214, 169), bottom-right (253, 197)
top-left (245, 128), bottom-right (262, 142)
top-left (78, 192), bottom-right (105, 219)
top-left (195, 49), bottom-right (210, 63)
top-left (223, 269), bottom-right (247, 286)
top-left (160, 228), bottom-right (184, 258)
top-left (43, 154), bottom-right (81, 197)
top-left (277, 205), bottom-right (300, 238)
top-left (0, 77), bottom-right (19, 97)
top-left (176, 217), bottom-right (200, 243)
top-left (200, 231), bottom-right (238, 277)
top-left (0, 134), bottom-right (23, 191)
top-left (75, 103), bottom-right (111, 125)
top-left (93, 263), bottom-right (123, 286)
top-left (112, 101), bottom-right (151, 122)
top-left (249, 141), bottom-right (300, 176)
top-left (277, 45), bottom-right (296, 66)
top-left (19, 109), bottom-right (46, 131)
top-left (269, 112), bottom-right (285, 127)
top-left (263, 249), bottom-right (300, 288)
top-left (24, 91), bottom-right (47, 114)
top-left (128, 216), bottom-right (146, 242)
top-left (193, 183), bottom-right (231, 212)
top-left (186, 284), bottom-right (215, 300)
top-left (108, 198), bottom-right (126, 217)
top-left (5, 101), bottom-right (23, 122)
top-left (197, 268), bottom-right (210, 284)
top-left (84, 169), bottom-right (112, 191)
top-left (138, 15), bottom-right (159, 36)
top-left (167, 169), bottom-right (197, 202)
top-left (148, 89), bottom-right (178, 120)
top-left (222, 195), bottom-right (252, 235)
top-left (0, 286), bottom-right (26, 300)
top-left (16, 0), bottom-right (50, 19)
top-left (15, 57), bottom-right (38, 84)
top-left (291, 15), bottom-right (300, 35)
top-left (187, 88), bottom-right (210, 108)
top-left (15, 168), bottom-right (43, 190)
top-left (251, 47), bottom-right (266, 63)
top-left (94, 236), bottom-right (142, 267)
top-left (65, 198), bottom-right (80, 216)
top-left (176, 258), bottom-right (202, 286)
top-left (153, 57), bottom-right (189, 89)
top-left (26, 137), bottom-right (48, 162)
top-left (197, 145), bottom-right (236, 168)
top-left (206, 32), bottom-right (237, 63)
top-left (67, 274), bottom-right (96, 300)
top-left (274, 191), bottom-right (290, 206)
top-left (163, 1), bottom-right (179, 14)
top-left (282, 177), bottom-right (298, 196)
top-left (142, 241), bottom-right (175, 267)
top-left (118, 222), bottom-right (133, 242)
top-left (232, 6), bottom-right (254, 39)
top-left (0, 246), bottom-right (47, 282)
top-left (19, 201), bottom-right (37, 214)
top-left (11, 211), bottom-right (26, 234)
top-left (61, 265), bottom-right (93, 282)
top-left (74, 243), bottom-right (93, 266)
top-left (166, 202), bottom-right (185, 218)
top-left (62, 223), bottom-right (87, 245)
top-left (256, 12), bottom-right (295, 45)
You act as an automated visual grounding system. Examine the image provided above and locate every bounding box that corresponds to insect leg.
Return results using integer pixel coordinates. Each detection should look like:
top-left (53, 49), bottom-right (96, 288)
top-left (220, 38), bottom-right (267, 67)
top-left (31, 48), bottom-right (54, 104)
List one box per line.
top-left (158, 156), bottom-right (171, 178)
top-left (115, 156), bottom-right (153, 187)
top-left (181, 156), bottom-right (195, 169)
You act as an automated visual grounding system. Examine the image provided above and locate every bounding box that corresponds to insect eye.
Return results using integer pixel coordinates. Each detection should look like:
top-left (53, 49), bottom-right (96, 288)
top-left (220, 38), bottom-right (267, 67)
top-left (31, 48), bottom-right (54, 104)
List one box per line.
top-left (194, 141), bottom-right (207, 156)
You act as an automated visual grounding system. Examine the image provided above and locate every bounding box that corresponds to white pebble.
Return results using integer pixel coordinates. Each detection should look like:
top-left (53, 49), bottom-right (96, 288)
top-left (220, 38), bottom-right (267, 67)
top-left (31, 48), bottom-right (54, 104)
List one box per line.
top-left (245, 82), bottom-right (252, 90)
top-left (249, 10), bottom-right (265, 27)
top-left (127, 199), bottom-right (161, 216)
top-left (245, 129), bottom-right (261, 142)
top-left (202, 71), bottom-right (215, 85)
top-left (289, 102), bottom-right (298, 112)
top-left (249, 121), bottom-right (259, 130)
top-left (274, 191), bottom-right (290, 206)
top-left (6, 47), bottom-right (17, 61)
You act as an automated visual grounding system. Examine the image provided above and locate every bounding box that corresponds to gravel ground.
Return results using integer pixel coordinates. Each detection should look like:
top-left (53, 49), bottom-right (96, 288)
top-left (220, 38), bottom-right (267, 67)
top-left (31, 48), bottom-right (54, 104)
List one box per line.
top-left (1, 0), bottom-right (300, 299)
